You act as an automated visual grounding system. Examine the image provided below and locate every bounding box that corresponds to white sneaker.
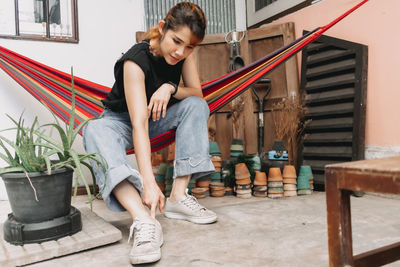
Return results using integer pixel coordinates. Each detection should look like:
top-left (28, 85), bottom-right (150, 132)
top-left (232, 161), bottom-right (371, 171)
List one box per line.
top-left (164, 193), bottom-right (217, 224)
top-left (128, 217), bottom-right (163, 265)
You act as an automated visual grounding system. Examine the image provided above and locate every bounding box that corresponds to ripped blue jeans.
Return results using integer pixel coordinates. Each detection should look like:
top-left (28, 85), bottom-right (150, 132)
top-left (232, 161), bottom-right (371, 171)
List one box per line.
top-left (82, 96), bottom-right (214, 212)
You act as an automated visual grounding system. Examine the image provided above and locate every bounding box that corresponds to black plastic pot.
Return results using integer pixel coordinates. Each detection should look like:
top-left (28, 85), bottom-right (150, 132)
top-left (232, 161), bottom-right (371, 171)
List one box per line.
top-left (1, 167), bottom-right (73, 223)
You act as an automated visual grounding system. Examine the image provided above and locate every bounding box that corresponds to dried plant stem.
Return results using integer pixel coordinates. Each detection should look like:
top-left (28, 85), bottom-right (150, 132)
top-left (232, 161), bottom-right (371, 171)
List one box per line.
top-left (24, 171), bottom-right (39, 202)
top-left (271, 95), bottom-right (309, 167)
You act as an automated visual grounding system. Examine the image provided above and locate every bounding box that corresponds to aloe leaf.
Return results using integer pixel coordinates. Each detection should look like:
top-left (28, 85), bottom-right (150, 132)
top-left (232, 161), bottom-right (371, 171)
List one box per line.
top-left (69, 149), bottom-right (93, 210)
top-left (0, 138), bottom-right (15, 165)
top-left (79, 160), bottom-right (100, 197)
top-left (34, 126), bottom-right (64, 151)
top-left (0, 151), bottom-right (13, 166)
top-left (70, 117), bottom-right (94, 146)
top-left (0, 135), bottom-right (23, 166)
top-left (0, 166), bottom-right (25, 175)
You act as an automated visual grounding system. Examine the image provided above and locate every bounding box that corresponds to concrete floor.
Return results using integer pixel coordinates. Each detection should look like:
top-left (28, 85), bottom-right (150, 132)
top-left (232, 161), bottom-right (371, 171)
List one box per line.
top-left (1, 192), bottom-right (400, 266)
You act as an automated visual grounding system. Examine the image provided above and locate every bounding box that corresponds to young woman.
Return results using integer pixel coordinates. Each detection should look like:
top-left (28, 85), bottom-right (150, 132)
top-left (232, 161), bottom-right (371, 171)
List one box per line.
top-left (83, 2), bottom-right (216, 264)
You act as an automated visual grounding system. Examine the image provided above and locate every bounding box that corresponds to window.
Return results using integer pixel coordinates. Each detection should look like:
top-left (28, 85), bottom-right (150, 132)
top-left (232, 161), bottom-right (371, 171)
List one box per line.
top-left (0, 0), bottom-right (78, 43)
top-left (247, 0), bottom-right (313, 28)
top-left (144, 0), bottom-right (236, 35)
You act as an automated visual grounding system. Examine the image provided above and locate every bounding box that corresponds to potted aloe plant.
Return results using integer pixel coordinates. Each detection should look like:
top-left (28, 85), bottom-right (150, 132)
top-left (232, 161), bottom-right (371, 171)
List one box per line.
top-left (0, 69), bottom-right (106, 245)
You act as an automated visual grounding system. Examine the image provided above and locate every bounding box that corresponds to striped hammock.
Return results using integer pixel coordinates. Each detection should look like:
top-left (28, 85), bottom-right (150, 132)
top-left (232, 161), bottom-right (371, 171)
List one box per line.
top-left (0, 0), bottom-right (368, 153)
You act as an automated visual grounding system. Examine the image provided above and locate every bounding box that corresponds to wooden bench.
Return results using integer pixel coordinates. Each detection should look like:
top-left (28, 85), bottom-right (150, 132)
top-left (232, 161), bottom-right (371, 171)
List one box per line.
top-left (325, 156), bottom-right (400, 266)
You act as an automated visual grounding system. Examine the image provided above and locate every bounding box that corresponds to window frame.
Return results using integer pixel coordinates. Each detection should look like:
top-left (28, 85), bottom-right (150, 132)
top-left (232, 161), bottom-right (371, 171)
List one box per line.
top-left (0, 0), bottom-right (79, 43)
top-left (247, 0), bottom-right (313, 28)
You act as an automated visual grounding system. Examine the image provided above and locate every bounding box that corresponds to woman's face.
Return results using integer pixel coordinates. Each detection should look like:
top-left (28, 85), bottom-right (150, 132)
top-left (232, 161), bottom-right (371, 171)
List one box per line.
top-left (159, 25), bottom-right (200, 65)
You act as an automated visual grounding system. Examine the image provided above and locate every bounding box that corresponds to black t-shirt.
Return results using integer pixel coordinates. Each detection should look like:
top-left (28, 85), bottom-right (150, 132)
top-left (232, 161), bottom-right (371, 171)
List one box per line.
top-left (102, 40), bottom-right (184, 112)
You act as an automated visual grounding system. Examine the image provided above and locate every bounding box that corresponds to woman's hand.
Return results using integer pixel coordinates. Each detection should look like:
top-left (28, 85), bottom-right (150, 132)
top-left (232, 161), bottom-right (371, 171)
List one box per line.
top-left (147, 83), bottom-right (175, 121)
top-left (142, 180), bottom-right (165, 219)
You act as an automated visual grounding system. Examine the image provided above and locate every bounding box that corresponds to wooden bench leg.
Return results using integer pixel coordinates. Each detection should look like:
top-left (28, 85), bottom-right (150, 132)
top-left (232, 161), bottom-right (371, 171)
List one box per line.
top-left (326, 170), bottom-right (354, 266)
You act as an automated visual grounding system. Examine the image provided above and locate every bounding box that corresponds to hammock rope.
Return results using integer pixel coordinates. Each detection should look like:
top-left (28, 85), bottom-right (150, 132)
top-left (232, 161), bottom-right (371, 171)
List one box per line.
top-left (0, 0), bottom-right (369, 152)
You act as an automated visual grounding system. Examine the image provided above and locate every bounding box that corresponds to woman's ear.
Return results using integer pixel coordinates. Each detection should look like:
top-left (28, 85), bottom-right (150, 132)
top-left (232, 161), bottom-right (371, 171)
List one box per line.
top-left (158, 20), bottom-right (165, 35)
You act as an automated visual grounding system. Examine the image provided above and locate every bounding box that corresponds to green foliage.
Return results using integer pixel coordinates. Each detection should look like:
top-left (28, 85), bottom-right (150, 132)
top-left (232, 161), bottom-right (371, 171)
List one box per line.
top-left (0, 68), bottom-right (106, 209)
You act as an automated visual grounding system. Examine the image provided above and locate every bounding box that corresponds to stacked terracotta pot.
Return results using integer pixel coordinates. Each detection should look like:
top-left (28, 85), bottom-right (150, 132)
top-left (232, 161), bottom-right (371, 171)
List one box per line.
top-left (267, 167), bottom-right (284, 198)
top-left (282, 165), bottom-right (297, 197)
top-left (252, 171), bottom-right (267, 197)
top-left (210, 155), bottom-right (225, 197)
top-left (297, 165), bottom-right (312, 195)
top-left (235, 163), bottom-right (252, 199)
top-left (195, 177), bottom-right (211, 198)
top-left (190, 187), bottom-right (208, 199)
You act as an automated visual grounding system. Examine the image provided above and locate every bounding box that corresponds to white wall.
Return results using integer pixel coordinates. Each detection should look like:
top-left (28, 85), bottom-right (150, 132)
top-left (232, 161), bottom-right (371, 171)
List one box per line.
top-left (0, 0), bottom-right (145, 200)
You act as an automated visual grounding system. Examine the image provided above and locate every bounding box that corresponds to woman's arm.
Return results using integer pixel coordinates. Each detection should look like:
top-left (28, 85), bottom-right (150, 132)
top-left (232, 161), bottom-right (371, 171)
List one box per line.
top-left (123, 60), bottom-right (164, 218)
top-left (172, 52), bottom-right (203, 99)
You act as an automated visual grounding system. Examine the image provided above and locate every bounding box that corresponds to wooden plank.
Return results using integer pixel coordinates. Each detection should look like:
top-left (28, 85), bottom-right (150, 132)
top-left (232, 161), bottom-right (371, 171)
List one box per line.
top-left (326, 156), bottom-right (400, 176)
top-left (305, 88), bottom-right (355, 104)
top-left (306, 58), bottom-right (356, 78)
top-left (303, 132), bottom-right (353, 144)
top-left (242, 90), bottom-right (258, 154)
top-left (302, 146), bottom-right (353, 158)
top-left (247, 24), bottom-right (285, 41)
top-left (282, 23), bottom-right (299, 102)
top-left (215, 112), bottom-right (232, 159)
top-left (306, 102), bottom-right (354, 117)
top-left (263, 111), bottom-right (276, 152)
top-left (249, 36), bottom-right (287, 99)
top-left (353, 242), bottom-right (400, 267)
top-left (306, 49), bottom-right (355, 65)
top-left (201, 33), bottom-right (226, 45)
top-left (325, 169), bottom-right (351, 266)
top-left (196, 43), bottom-right (230, 84)
top-left (239, 33), bottom-right (257, 154)
top-left (305, 73), bottom-right (356, 91)
top-left (306, 117), bottom-right (353, 130)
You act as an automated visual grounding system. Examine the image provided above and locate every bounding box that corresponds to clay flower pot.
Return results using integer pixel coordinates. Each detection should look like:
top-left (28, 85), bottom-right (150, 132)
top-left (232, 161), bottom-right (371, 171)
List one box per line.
top-left (282, 165), bottom-right (297, 179)
top-left (236, 184), bottom-right (252, 190)
top-left (297, 174), bottom-right (311, 190)
top-left (209, 141), bottom-right (221, 156)
top-left (283, 178), bottom-right (297, 184)
top-left (230, 139), bottom-right (244, 157)
top-left (268, 167), bottom-right (283, 181)
top-left (253, 191), bottom-right (268, 197)
top-left (191, 187), bottom-right (209, 199)
top-left (224, 187), bottom-right (234, 196)
top-left (235, 177), bottom-right (252, 185)
top-left (251, 155), bottom-right (261, 171)
top-left (253, 171), bottom-right (267, 186)
top-left (267, 181), bottom-right (283, 188)
top-left (235, 163), bottom-right (250, 179)
top-left (283, 184), bottom-right (297, 191)
top-left (299, 165), bottom-right (313, 180)
top-left (197, 179), bottom-right (211, 188)
top-left (210, 182), bottom-right (225, 188)
top-left (252, 185), bottom-right (267, 191)
top-left (211, 172), bottom-right (222, 182)
top-left (211, 156), bottom-right (222, 167)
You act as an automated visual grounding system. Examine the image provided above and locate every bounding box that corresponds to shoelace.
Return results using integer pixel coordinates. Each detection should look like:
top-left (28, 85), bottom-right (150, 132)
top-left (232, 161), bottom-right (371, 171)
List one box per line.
top-left (181, 195), bottom-right (207, 213)
top-left (128, 220), bottom-right (156, 245)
